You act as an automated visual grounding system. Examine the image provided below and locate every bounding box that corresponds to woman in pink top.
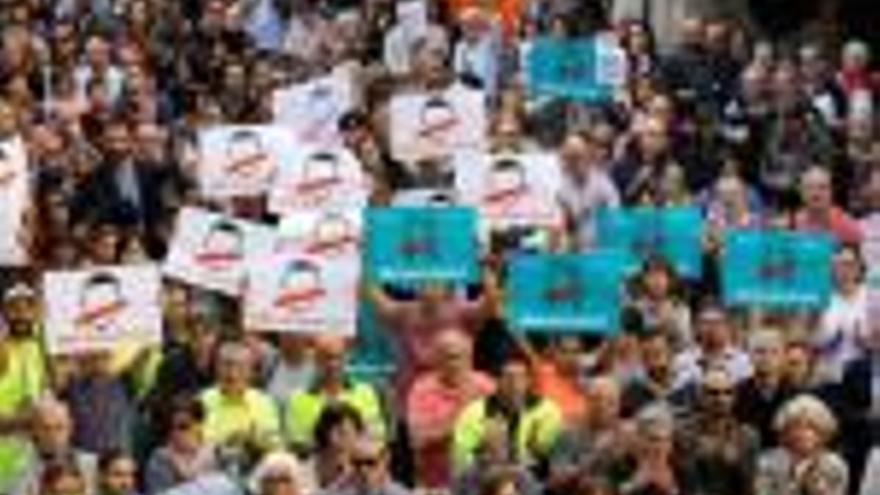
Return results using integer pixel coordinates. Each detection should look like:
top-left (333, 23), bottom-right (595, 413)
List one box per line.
top-left (406, 330), bottom-right (495, 488)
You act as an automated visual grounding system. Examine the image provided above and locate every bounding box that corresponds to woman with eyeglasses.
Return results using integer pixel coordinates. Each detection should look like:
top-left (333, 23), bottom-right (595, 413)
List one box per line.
top-left (143, 394), bottom-right (219, 494)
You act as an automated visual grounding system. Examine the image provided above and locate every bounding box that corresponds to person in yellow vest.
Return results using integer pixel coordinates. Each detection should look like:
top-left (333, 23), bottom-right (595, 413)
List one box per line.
top-left (0, 320), bottom-right (46, 494)
top-left (287, 336), bottom-right (387, 454)
top-left (452, 356), bottom-right (562, 474)
top-left (199, 341), bottom-right (281, 470)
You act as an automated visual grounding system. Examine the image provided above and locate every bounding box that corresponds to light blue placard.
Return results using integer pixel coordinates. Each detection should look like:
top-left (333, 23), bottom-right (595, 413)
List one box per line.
top-left (365, 207), bottom-right (478, 284)
top-left (527, 37), bottom-right (614, 102)
top-left (722, 230), bottom-right (833, 308)
top-left (506, 252), bottom-right (627, 334)
top-left (595, 207), bottom-right (704, 279)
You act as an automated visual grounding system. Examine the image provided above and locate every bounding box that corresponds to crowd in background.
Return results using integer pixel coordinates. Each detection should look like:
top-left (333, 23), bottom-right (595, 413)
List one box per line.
top-left (0, 1), bottom-right (880, 495)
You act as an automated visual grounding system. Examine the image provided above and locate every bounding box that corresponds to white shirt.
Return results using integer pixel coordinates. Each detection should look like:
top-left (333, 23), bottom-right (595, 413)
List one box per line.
top-left (673, 345), bottom-right (753, 389)
top-left (558, 167), bottom-right (620, 249)
top-left (814, 286), bottom-right (867, 383)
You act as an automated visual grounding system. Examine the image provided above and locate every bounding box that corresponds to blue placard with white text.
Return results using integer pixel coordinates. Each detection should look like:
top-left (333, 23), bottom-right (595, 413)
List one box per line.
top-left (527, 37), bottom-right (619, 102)
top-left (722, 230), bottom-right (833, 308)
top-left (506, 252), bottom-right (627, 334)
top-left (365, 207), bottom-right (478, 284)
top-left (595, 207), bottom-right (704, 279)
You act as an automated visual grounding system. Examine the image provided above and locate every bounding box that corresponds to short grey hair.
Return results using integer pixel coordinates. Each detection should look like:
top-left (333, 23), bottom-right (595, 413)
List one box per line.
top-left (748, 329), bottom-right (784, 353)
top-left (636, 404), bottom-right (674, 438)
top-left (774, 394), bottom-right (838, 440)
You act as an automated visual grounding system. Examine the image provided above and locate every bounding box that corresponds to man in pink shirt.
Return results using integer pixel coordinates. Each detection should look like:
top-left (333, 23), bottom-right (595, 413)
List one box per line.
top-left (794, 166), bottom-right (863, 245)
top-left (368, 270), bottom-right (499, 406)
top-left (406, 329), bottom-right (495, 488)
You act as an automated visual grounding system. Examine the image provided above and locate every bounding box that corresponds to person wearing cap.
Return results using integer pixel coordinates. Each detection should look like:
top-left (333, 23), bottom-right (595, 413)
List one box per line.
top-left (286, 337), bottom-right (387, 454)
top-left (0, 284), bottom-right (49, 493)
top-left (1, 281), bottom-right (47, 394)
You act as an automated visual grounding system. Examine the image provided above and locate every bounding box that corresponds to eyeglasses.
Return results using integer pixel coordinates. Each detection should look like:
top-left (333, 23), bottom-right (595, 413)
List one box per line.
top-left (704, 387), bottom-right (734, 397)
top-left (263, 474), bottom-right (294, 485)
top-left (172, 419), bottom-right (196, 431)
top-left (352, 457), bottom-right (381, 469)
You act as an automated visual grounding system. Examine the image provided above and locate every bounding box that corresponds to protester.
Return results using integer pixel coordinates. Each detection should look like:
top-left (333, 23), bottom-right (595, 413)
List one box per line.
top-left (287, 336), bottom-right (386, 454)
top-left (0, 2), bottom-right (877, 495)
top-left (452, 356), bottom-right (562, 473)
top-left (143, 394), bottom-right (218, 494)
top-left (407, 329), bottom-right (494, 488)
top-left (755, 394), bottom-right (849, 495)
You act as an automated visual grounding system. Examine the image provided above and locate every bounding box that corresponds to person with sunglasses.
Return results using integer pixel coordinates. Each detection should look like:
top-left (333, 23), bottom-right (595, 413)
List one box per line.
top-left (675, 367), bottom-right (760, 495)
top-left (324, 434), bottom-right (409, 495)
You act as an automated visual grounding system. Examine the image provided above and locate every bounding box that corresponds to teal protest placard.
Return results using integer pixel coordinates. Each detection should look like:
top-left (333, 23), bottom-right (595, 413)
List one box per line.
top-left (722, 230), bottom-right (833, 308)
top-left (365, 207), bottom-right (478, 284)
top-left (527, 36), bottom-right (624, 102)
top-left (595, 207), bottom-right (704, 279)
top-left (505, 252), bottom-right (627, 334)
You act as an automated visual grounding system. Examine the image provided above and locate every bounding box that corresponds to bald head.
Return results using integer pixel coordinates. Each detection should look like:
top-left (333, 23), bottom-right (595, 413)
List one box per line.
top-left (32, 397), bottom-right (73, 454)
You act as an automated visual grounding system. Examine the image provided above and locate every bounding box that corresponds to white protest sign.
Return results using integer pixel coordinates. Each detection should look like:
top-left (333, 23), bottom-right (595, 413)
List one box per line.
top-left (267, 145), bottom-right (369, 215)
top-left (163, 207), bottom-right (275, 296)
top-left (244, 252), bottom-right (360, 335)
top-left (275, 210), bottom-right (363, 259)
top-left (198, 125), bottom-right (292, 198)
top-left (455, 150), bottom-right (563, 229)
top-left (397, 0), bottom-right (428, 40)
top-left (390, 86), bottom-right (487, 163)
top-left (273, 70), bottom-right (354, 146)
top-left (0, 136), bottom-right (29, 266)
top-left (42, 265), bottom-right (162, 354)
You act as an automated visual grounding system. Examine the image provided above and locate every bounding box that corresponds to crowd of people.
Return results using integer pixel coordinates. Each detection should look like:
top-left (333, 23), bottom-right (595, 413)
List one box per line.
top-left (0, 1), bottom-right (879, 495)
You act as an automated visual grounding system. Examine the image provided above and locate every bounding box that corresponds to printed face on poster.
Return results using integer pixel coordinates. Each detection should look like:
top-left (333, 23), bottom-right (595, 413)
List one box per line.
top-left (365, 207), bottom-right (479, 284)
top-left (722, 230), bottom-right (833, 308)
top-left (198, 126), bottom-right (291, 198)
top-left (506, 252), bottom-right (626, 334)
top-left (163, 207), bottom-right (275, 296)
top-left (390, 87), bottom-right (487, 163)
top-left (267, 145), bottom-right (368, 215)
top-left (276, 210), bottom-right (363, 259)
top-left (273, 71), bottom-right (354, 146)
top-left (244, 252), bottom-right (360, 335)
top-left (455, 151), bottom-right (562, 229)
top-left (43, 265), bottom-right (162, 354)
top-left (0, 136), bottom-right (29, 266)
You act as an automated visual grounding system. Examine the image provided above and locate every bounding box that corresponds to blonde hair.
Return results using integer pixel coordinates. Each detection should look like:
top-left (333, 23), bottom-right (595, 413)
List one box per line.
top-left (774, 394), bottom-right (838, 440)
